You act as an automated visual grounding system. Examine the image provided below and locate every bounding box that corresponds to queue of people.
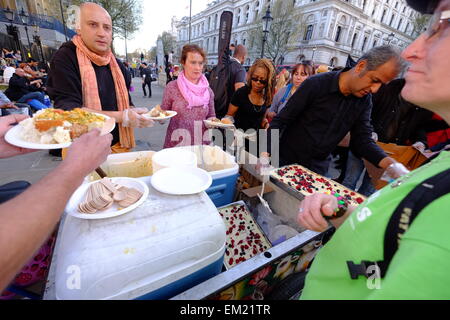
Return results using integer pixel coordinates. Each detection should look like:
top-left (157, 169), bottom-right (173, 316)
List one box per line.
top-left (1, 0), bottom-right (450, 300)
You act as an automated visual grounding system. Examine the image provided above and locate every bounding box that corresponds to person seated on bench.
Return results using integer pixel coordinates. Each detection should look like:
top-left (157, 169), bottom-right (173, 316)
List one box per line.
top-left (4, 68), bottom-right (45, 105)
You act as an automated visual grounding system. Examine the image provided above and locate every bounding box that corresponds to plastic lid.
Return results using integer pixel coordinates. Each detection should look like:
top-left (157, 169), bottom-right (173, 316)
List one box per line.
top-left (269, 225), bottom-right (299, 243)
top-left (153, 148), bottom-right (197, 168)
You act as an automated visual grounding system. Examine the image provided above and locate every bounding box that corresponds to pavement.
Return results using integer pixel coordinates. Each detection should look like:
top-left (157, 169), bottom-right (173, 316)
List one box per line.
top-left (0, 78), bottom-right (168, 186)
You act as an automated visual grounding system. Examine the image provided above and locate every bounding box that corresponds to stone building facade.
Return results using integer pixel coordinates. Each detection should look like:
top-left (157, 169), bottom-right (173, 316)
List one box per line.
top-left (1, 0), bottom-right (74, 51)
top-left (175, 0), bottom-right (424, 67)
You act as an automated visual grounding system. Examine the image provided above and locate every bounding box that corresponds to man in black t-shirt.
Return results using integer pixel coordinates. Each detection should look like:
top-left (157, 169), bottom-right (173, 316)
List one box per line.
top-left (229, 45), bottom-right (247, 99)
top-left (264, 46), bottom-right (405, 175)
top-left (47, 2), bottom-right (152, 151)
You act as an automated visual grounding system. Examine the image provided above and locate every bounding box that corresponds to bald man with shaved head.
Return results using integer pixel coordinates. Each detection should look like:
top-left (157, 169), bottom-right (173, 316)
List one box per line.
top-left (47, 2), bottom-right (153, 153)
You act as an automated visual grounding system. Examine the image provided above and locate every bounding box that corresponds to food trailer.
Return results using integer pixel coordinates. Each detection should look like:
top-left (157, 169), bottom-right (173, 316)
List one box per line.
top-left (38, 145), bottom-right (364, 300)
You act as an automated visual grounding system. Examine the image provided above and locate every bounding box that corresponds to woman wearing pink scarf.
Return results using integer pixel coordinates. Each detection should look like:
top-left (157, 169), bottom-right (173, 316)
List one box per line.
top-left (160, 44), bottom-right (215, 148)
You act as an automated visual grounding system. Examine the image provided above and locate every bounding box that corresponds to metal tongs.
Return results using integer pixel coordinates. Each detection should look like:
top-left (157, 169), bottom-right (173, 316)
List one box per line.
top-left (257, 180), bottom-right (274, 214)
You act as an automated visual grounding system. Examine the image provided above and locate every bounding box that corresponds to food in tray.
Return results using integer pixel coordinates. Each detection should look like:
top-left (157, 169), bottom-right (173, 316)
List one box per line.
top-left (19, 108), bottom-right (106, 144)
top-left (207, 117), bottom-right (233, 126)
top-left (78, 178), bottom-right (143, 214)
top-left (218, 202), bottom-right (272, 269)
top-left (220, 118), bottom-right (233, 125)
top-left (148, 105), bottom-right (172, 118)
top-left (270, 165), bottom-right (365, 206)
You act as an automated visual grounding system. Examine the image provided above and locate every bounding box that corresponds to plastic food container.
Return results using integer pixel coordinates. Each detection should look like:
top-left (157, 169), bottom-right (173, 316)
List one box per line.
top-left (152, 148), bottom-right (197, 173)
top-left (87, 151), bottom-right (155, 181)
top-left (176, 145), bottom-right (239, 207)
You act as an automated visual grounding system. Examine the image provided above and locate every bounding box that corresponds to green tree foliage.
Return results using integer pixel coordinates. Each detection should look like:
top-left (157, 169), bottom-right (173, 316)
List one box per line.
top-left (412, 14), bottom-right (431, 35)
top-left (157, 31), bottom-right (177, 55)
top-left (249, 0), bottom-right (302, 63)
top-left (72, 0), bottom-right (143, 40)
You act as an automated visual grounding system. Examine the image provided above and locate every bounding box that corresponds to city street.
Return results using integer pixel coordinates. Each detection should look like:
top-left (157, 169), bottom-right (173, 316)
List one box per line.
top-left (0, 78), bottom-right (168, 185)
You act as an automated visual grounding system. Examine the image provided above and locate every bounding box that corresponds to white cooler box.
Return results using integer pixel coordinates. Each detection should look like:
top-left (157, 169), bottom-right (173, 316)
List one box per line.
top-left (175, 145), bottom-right (239, 207)
top-left (90, 147), bottom-right (240, 207)
top-left (54, 177), bottom-right (226, 300)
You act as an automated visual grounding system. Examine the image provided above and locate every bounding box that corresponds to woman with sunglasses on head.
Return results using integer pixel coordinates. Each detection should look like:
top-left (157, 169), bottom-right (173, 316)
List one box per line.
top-left (222, 58), bottom-right (276, 131)
top-left (268, 62), bottom-right (315, 120)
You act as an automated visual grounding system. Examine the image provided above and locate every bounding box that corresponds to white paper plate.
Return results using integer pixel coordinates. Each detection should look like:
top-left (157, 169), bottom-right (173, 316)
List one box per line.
top-left (4, 113), bottom-right (114, 150)
top-left (143, 110), bottom-right (177, 120)
top-left (151, 167), bottom-right (212, 195)
top-left (203, 119), bottom-right (235, 129)
top-left (65, 177), bottom-right (149, 220)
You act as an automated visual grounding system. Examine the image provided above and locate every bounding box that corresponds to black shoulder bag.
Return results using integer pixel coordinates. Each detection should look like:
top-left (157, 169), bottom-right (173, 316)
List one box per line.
top-left (347, 168), bottom-right (450, 279)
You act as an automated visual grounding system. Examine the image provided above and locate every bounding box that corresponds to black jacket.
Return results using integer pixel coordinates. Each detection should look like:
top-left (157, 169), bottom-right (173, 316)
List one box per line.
top-left (47, 41), bottom-right (133, 145)
top-left (371, 78), bottom-right (433, 147)
top-left (268, 69), bottom-right (387, 174)
top-left (4, 74), bottom-right (39, 101)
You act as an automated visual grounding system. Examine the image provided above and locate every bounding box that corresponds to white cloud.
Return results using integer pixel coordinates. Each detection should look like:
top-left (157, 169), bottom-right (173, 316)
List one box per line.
top-left (114, 0), bottom-right (210, 57)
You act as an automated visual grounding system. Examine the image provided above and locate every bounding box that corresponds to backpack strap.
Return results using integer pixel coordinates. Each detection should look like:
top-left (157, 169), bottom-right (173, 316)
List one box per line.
top-left (347, 167), bottom-right (450, 279)
top-left (280, 84), bottom-right (293, 104)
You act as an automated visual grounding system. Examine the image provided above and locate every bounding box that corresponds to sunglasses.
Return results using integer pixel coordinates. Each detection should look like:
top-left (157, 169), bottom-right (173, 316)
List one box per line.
top-left (425, 10), bottom-right (450, 40)
top-left (251, 77), bottom-right (268, 85)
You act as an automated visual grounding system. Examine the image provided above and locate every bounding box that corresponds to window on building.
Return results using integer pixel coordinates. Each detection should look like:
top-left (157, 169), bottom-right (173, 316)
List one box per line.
top-left (245, 5), bottom-right (250, 23)
top-left (381, 9), bottom-right (387, 22)
top-left (304, 25), bottom-right (314, 40)
top-left (335, 26), bottom-right (342, 42)
top-left (373, 40), bottom-right (377, 48)
top-left (330, 58), bottom-right (337, 67)
top-left (395, 2), bottom-right (398, 9)
top-left (406, 22), bottom-right (410, 33)
top-left (362, 36), bottom-right (368, 51)
top-left (372, 5), bottom-right (377, 16)
top-left (351, 33), bottom-right (358, 47)
top-left (390, 13), bottom-right (395, 26)
top-left (363, 0), bottom-right (367, 10)
top-left (398, 18), bottom-right (403, 30)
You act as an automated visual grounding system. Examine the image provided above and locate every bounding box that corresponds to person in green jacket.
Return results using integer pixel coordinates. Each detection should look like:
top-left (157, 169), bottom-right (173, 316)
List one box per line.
top-left (299, 0), bottom-right (450, 299)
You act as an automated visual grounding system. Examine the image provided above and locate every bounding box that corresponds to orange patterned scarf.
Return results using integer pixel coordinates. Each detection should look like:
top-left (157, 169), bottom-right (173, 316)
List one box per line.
top-left (72, 35), bottom-right (135, 149)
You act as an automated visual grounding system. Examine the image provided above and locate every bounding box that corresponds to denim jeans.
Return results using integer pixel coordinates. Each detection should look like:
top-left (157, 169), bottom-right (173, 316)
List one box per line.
top-left (17, 92), bottom-right (45, 104)
top-left (342, 151), bottom-right (376, 197)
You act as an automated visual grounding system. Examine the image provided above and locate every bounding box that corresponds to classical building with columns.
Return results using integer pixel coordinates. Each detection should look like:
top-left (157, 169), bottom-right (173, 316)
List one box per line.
top-left (1, 0), bottom-right (75, 61)
top-left (175, 0), bottom-right (424, 67)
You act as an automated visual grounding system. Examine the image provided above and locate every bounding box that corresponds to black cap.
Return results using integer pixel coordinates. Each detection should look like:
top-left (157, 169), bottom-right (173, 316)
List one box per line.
top-left (406, 0), bottom-right (440, 14)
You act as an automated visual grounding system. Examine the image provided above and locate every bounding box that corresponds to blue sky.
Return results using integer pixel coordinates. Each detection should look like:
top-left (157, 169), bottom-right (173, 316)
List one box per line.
top-left (114, 0), bottom-right (210, 55)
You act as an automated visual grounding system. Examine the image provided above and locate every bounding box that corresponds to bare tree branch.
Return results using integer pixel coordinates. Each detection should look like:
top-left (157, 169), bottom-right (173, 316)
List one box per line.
top-left (248, 0), bottom-right (302, 63)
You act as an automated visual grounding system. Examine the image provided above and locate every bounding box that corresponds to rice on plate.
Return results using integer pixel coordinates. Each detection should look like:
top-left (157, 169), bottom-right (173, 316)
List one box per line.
top-left (19, 108), bottom-right (106, 144)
